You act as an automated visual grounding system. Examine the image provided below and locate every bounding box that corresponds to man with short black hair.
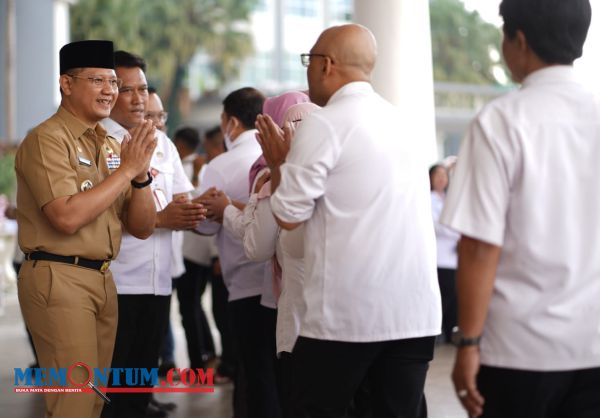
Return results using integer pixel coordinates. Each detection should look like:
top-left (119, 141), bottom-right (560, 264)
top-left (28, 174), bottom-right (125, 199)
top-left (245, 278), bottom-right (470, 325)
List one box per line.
top-left (101, 50), bottom-right (204, 418)
top-left (442, 1), bottom-right (600, 417)
top-left (195, 87), bottom-right (282, 418)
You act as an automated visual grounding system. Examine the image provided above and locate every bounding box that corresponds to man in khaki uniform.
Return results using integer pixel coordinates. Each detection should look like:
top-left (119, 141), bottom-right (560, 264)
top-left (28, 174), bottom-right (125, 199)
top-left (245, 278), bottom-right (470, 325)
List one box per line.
top-left (15, 40), bottom-right (157, 418)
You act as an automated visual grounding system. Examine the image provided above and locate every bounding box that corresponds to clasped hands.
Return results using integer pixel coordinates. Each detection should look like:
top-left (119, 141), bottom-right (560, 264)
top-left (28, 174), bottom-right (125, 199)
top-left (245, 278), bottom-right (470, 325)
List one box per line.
top-left (157, 195), bottom-right (206, 230)
top-left (192, 187), bottom-right (231, 224)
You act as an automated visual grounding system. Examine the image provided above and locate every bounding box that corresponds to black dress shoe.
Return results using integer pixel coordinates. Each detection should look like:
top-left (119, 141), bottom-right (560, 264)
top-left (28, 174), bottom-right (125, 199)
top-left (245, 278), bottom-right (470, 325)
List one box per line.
top-left (146, 401), bottom-right (168, 418)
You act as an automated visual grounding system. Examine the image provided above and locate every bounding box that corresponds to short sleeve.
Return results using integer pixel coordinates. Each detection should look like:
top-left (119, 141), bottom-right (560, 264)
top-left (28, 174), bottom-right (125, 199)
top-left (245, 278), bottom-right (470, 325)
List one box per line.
top-left (440, 118), bottom-right (511, 246)
top-left (15, 131), bottom-right (78, 208)
top-left (169, 142), bottom-right (194, 195)
top-left (271, 114), bottom-right (340, 223)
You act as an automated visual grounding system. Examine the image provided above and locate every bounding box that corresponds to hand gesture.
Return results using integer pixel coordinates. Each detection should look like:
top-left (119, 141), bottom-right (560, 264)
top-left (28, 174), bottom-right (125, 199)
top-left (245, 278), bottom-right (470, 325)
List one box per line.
top-left (200, 190), bottom-right (231, 224)
top-left (452, 347), bottom-right (485, 418)
top-left (120, 120), bottom-right (157, 181)
top-left (158, 194), bottom-right (206, 230)
top-left (255, 114), bottom-right (292, 169)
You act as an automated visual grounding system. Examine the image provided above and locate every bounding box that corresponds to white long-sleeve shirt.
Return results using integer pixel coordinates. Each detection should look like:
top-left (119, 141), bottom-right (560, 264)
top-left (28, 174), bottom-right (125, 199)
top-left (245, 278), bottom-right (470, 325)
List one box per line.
top-left (195, 130), bottom-right (269, 302)
top-left (271, 82), bottom-right (441, 342)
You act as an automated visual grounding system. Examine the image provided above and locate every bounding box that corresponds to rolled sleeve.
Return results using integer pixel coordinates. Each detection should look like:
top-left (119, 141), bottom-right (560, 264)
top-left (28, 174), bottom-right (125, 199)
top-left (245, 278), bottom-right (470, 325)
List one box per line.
top-left (16, 132), bottom-right (78, 208)
top-left (441, 118), bottom-right (512, 246)
top-left (271, 115), bottom-right (339, 223)
top-left (170, 144), bottom-right (194, 195)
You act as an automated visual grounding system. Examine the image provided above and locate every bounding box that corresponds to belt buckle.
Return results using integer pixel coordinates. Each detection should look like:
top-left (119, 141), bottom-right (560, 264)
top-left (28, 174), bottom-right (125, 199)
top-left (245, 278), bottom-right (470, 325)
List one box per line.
top-left (100, 260), bottom-right (110, 273)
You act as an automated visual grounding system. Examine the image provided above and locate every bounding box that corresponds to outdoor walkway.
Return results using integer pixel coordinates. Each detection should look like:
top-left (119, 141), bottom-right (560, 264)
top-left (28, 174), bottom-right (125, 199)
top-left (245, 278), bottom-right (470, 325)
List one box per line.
top-left (0, 287), bottom-right (466, 418)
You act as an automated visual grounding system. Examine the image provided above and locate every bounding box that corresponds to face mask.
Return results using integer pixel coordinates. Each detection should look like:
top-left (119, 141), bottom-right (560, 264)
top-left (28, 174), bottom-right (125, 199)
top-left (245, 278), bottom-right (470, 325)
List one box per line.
top-left (223, 119), bottom-right (234, 150)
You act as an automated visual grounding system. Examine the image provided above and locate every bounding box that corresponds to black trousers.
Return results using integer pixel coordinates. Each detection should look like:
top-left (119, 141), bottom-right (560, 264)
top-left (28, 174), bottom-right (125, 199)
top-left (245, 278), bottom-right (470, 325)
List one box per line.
top-left (230, 295), bottom-right (281, 418)
top-left (437, 268), bottom-right (457, 342)
top-left (176, 258), bottom-right (215, 368)
top-left (292, 336), bottom-right (435, 418)
top-left (100, 294), bottom-right (171, 418)
top-left (210, 268), bottom-right (236, 378)
top-left (478, 365), bottom-right (600, 418)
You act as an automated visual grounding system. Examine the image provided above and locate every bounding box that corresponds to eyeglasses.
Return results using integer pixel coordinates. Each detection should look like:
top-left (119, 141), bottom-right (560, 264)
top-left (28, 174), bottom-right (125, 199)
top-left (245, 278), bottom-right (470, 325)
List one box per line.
top-left (67, 74), bottom-right (122, 90)
top-left (300, 53), bottom-right (331, 67)
top-left (145, 111), bottom-right (168, 123)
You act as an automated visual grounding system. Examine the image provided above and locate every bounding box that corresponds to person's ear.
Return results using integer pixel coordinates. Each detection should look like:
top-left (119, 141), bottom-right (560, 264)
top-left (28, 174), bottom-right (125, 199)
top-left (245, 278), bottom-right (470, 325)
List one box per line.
top-left (515, 30), bottom-right (529, 54)
top-left (322, 56), bottom-right (333, 76)
top-left (59, 74), bottom-right (73, 96)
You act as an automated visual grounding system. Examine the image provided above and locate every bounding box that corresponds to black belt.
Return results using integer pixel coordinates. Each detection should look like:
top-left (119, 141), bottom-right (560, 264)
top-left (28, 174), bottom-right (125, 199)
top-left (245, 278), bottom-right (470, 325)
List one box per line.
top-left (26, 251), bottom-right (111, 272)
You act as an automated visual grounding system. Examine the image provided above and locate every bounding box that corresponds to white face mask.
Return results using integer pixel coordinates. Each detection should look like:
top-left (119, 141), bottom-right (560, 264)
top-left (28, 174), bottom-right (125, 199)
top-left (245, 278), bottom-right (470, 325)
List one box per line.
top-left (223, 119), bottom-right (235, 150)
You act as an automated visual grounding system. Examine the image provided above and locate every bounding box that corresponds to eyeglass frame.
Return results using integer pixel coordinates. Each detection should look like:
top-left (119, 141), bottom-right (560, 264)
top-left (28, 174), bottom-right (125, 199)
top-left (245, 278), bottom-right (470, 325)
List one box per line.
top-left (144, 111), bottom-right (169, 123)
top-left (300, 53), bottom-right (332, 67)
top-left (66, 73), bottom-right (123, 90)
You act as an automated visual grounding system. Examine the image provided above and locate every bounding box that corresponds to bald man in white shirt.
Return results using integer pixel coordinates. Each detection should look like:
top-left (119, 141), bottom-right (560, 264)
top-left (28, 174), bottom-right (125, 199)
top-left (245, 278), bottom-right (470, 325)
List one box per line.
top-left (257, 24), bottom-right (441, 417)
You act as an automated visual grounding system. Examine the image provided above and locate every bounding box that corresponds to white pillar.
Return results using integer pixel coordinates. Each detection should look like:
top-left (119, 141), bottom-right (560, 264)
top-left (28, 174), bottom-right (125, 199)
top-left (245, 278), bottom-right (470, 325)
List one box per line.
top-left (4, 0), bottom-right (16, 144)
top-left (353, 0), bottom-right (438, 164)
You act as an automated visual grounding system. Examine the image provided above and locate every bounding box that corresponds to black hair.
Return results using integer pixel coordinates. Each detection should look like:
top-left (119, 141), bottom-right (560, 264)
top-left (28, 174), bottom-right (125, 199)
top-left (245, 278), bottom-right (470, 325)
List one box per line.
top-left (148, 86), bottom-right (157, 94)
top-left (174, 127), bottom-right (200, 151)
top-left (114, 50), bottom-right (147, 72)
top-left (499, 0), bottom-right (591, 65)
top-left (222, 87), bottom-right (265, 129)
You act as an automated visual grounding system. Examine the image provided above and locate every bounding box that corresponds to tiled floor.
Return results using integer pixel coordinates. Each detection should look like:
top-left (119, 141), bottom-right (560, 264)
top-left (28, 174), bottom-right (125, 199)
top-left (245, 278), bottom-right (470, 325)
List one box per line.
top-left (0, 286), bottom-right (466, 418)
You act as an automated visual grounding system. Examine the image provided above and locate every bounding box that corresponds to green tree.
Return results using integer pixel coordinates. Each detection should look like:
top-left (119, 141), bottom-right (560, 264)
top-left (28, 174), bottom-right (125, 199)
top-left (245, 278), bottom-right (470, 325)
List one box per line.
top-left (70, 0), bottom-right (258, 133)
top-left (430, 0), bottom-right (506, 84)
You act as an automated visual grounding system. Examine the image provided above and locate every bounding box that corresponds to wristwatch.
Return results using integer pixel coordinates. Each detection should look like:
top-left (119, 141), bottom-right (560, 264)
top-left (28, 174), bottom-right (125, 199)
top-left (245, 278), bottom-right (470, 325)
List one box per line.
top-left (131, 171), bottom-right (153, 189)
top-left (451, 327), bottom-right (481, 347)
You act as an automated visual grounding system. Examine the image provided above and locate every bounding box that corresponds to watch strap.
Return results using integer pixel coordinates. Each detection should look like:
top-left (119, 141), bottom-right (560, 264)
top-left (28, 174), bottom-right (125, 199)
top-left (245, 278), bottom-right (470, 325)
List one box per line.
top-left (131, 171), bottom-right (153, 189)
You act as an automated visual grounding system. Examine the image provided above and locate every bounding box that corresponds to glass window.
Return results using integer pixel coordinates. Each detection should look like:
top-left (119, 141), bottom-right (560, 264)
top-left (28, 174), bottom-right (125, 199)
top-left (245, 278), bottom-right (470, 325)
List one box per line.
top-left (287, 0), bottom-right (318, 17)
top-left (329, 0), bottom-right (352, 21)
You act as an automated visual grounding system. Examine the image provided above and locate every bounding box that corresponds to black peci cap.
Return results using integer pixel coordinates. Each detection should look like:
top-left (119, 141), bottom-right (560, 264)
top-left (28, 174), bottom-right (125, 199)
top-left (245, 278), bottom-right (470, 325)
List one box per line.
top-left (59, 40), bottom-right (115, 74)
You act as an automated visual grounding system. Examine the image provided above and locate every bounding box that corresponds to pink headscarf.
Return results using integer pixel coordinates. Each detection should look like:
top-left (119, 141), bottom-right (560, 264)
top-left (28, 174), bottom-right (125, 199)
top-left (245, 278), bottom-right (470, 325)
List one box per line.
top-left (249, 91), bottom-right (311, 192)
top-left (258, 102), bottom-right (321, 303)
top-left (282, 102), bottom-right (321, 127)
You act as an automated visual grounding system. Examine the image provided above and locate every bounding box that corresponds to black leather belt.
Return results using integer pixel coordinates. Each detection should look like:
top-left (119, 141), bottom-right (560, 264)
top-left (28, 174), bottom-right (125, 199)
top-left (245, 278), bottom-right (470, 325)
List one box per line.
top-left (26, 251), bottom-right (111, 272)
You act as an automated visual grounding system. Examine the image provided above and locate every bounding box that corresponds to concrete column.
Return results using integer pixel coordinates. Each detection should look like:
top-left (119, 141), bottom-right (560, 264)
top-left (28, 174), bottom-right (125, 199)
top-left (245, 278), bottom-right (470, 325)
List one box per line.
top-left (353, 0), bottom-right (438, 163)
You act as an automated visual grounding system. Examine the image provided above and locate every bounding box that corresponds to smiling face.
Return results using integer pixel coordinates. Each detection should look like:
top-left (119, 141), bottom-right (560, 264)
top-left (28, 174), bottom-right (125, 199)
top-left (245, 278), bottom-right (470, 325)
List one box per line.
top-left (110, 66), bottom-right (149, 129)
top-left (59, 67), bottom-right (118, 125)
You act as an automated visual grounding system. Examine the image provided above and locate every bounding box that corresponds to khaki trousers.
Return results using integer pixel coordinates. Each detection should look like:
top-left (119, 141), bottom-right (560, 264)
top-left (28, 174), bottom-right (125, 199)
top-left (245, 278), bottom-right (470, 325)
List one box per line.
top-left (18, 260), bottom-right (118, 418)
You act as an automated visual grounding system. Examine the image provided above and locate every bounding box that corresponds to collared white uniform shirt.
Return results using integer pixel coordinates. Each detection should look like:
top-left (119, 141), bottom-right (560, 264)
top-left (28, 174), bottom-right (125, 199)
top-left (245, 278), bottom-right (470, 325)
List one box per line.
top-left (182, 155), bottom-right (215, 267)
top-left (102, 118), bottom-right (193, 295)
top-left (196, 130), bottom-right (269, 301)
top-left (441, 66), bottom-right (600, 371)
top-left (271, 82), bottom-right (442, 342)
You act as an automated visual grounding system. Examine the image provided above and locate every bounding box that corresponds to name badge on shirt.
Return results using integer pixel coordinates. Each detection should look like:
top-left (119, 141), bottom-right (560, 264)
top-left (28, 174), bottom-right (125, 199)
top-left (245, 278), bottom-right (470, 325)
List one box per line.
top-left (78, 156), bottom-right (92, 167)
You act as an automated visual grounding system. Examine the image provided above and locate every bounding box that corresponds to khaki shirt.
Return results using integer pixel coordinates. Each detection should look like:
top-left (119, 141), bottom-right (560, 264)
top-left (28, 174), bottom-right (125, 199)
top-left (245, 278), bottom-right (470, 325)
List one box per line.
top-left (15, 106), bottom-right (129, 260)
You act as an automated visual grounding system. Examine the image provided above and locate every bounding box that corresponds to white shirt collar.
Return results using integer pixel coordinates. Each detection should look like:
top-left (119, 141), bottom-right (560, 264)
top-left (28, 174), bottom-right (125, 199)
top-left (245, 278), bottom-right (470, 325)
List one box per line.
top-left (229, 129), bottom-right (258, 150)
top-left (327, 81), bottom-right (374, 106)
top-left (521, 65), bottom-right (578, 89)
top-left (101, 118), bottom-right (128, 143)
